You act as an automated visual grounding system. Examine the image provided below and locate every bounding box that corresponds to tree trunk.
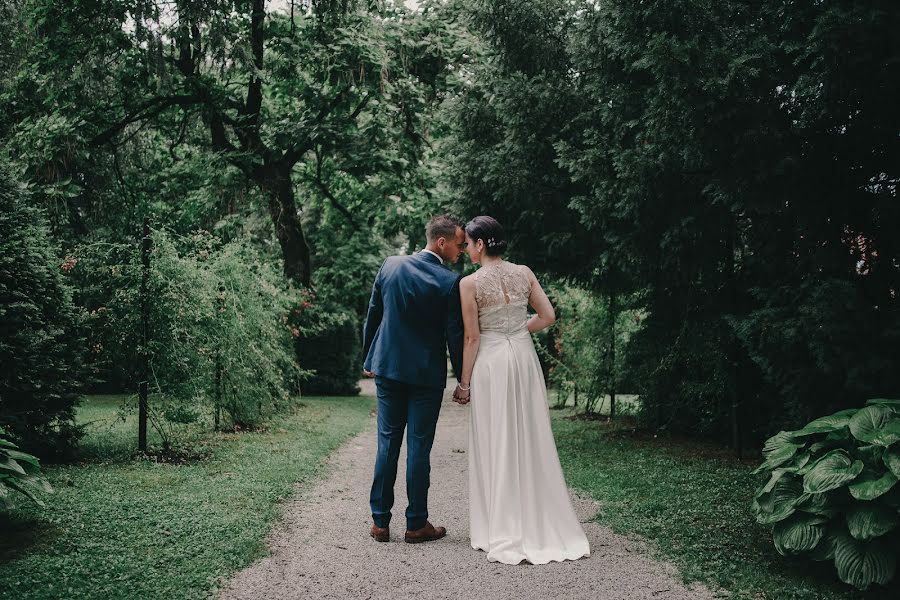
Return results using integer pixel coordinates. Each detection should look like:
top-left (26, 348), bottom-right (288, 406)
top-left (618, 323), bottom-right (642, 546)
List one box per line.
top-left (214, 284), bottom-right (224, 432)
top-left (608, 290), bottom-right (616, 421)
top-left (138, 218), bottom-right (150, 452)
top-left (257, 168), bottom-right (311, 287)
top-left (724, 218), bottom-right (741, 459)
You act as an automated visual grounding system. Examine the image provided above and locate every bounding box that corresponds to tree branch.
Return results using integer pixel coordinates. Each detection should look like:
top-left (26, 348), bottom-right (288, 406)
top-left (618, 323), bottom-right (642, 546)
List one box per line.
top-left (313, 147), bottom-right (359, 228)
top-left (209, 111), bottom-right (238, 156)
top-left (240, 0), bottom-right (265, 150)
top-left (90, 94), bottom-right (201, 146)
top-left (349, 91), bottom-right (372, 121)
top-left (279, 88), bottom-right (348, 168)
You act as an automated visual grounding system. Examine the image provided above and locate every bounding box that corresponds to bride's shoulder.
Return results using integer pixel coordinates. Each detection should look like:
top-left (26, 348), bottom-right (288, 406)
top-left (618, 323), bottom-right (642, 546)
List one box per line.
top-left (509, 261), bottom-right (535, 276)
top-left (512, 262), bottom-right (538, 289)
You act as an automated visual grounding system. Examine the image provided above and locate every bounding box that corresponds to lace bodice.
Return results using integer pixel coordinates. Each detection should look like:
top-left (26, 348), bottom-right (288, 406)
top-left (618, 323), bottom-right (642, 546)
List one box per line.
top-left (474, 261), bottom-right (532, 334)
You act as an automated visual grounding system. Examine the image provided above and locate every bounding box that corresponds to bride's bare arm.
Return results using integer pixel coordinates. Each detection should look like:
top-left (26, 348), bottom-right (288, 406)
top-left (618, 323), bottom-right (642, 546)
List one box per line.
top-left (457, 275), bottom-right (480, 402)
top-left (525, 267), bottom-right (556, 333)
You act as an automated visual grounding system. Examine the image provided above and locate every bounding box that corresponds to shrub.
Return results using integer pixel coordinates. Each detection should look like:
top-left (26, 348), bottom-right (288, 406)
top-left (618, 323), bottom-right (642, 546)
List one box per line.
top-left (626, 315), bottom-right (739, 437)
top-left (751, 399), bottom-right (900, 590)
top-left (538, 282), bottom-right (638, 414)
top-left (0, 426), bottom-right (52, 510)
top-left (70, 229), bottom-right (307, 442)
top-left (292, 294), bottom-right (361, 396)
top-left (538, 284), bottom-right (604, 410)
top-left (729, 278), bottom-right (900, 444)
top-left (0, 158), bottom-right (84, 457)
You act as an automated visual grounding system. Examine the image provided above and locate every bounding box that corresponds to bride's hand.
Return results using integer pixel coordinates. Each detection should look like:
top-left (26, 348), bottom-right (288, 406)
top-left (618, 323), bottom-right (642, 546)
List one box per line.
top-left (453, 384), bottom-right (470, 405)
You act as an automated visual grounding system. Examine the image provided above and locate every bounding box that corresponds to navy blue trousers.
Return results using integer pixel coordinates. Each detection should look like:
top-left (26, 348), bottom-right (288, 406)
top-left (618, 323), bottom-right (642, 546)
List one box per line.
top-left (369, 376), bottom-right (443, 531)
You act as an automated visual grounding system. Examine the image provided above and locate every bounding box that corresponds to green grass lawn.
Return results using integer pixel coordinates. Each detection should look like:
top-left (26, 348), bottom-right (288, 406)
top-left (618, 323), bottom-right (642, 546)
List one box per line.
top-left (551, 408), bottom-right (899, 600)
top-left (0, 393), bottom-right (374, 600)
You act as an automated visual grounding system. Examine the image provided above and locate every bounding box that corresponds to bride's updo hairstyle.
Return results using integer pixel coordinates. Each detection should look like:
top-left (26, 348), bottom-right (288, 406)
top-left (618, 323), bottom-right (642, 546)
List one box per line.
top-left (465, 215), bottom-right (507, 257)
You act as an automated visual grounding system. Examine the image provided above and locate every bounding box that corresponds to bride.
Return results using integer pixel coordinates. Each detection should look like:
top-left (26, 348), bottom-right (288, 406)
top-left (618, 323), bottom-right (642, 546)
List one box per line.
top-left (452, 215), bottom-right (591, 565)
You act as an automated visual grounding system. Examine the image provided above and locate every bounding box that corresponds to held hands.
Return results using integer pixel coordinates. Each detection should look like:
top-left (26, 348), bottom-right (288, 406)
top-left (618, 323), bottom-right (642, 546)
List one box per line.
top-left (452, 382), bottom-right (471, 405)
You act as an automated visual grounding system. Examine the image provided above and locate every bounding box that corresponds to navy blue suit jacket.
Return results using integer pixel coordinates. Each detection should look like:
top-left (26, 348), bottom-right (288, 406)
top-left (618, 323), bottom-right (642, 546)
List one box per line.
top-left (362, 252), bottom-right (463, 389)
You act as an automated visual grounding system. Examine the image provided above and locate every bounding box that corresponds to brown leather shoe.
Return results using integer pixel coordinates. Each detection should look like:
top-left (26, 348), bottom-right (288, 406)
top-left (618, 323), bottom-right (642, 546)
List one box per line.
top-left (404, 521), bottom-right (447, 544)
top-left (370, 524), bottom-right (389, 542)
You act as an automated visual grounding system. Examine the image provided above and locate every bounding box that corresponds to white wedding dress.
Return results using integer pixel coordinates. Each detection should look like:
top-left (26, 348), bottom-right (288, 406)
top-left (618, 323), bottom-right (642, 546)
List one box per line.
top-left (468, 260), bottom-right (591, 565)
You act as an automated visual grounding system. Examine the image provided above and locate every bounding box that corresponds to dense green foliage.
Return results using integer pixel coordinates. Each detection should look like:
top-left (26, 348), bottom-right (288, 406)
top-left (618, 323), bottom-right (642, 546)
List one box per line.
top-left (0, 393), bottom-right (373, 600)
top-left (0, 426), bottom-right (52, 510)
top-left (0, 0), bottom-right (470, 452)
top-left (538, 282), bottom-right (639, 414)
top-left (0, 159), bottom-right (84, 457)
top-left (70, 229), bottom-right (305, 437)
top-left (0, 0), bottom-right (468, 411)
top-left (447, 0), bottom-right (900, 445)
top-left (1, 0), bottom-right (455, 276)
top-left (294, 298), bottom-right (361, 396)
top-left (752, 400), bottom-right (900, 590)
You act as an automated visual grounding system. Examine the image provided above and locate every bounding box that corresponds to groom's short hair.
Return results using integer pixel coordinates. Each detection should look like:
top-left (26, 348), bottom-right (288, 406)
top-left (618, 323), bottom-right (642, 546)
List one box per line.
top-left (426, 214), bottom-right (463, 243)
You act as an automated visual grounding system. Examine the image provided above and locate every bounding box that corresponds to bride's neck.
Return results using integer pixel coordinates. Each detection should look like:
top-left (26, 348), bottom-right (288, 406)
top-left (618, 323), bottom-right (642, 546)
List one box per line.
top-left (480, 255), bottom-right (503, 268)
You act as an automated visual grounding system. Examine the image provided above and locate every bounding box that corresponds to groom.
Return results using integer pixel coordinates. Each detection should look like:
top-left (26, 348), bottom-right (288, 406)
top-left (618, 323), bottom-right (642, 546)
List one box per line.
top-left (362, 215), bottom-right (466, 544)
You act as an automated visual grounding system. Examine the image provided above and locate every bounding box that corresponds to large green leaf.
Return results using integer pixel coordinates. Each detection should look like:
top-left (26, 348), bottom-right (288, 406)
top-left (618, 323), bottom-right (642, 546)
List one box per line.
top-left (763, 445), bottom-right (803, 472)
top-left (754, 437), bottom-right (805, 474)
top-left (848, 471), bottom-right (898, 501)
top-left (803, 450), bottom-right (864, 494)
top-left (832, 531), bottom-right (896, 590)
top-left (849, 405), bottom-right (900, 447)
top-left (865, 398), bottom-right (900, 412)
top-left (3, 448), bottom-right (40, 469)
top-left (756, 455), bottom-right (812, 494)
top-left (773, 514), bottom-right (826, 556)
top-left (846, 504), bottom-right (900, 540)
top-left (806, 439), bottom-right (846, 459)
top-left (809, 531), bottom-right (837, 562)
top-left (854, 444), bottom-right (885, 466)
top-left (753, 450), bottom-right (812, 482)
top-left (763, 430), bottom-right (801, 456)
top-left (759, 468), bottom-right (789, 496)
top-left (792, 409), bottom-right (857, 437)
top-left (754, 476), bottom-right (805, 525)
top-left (3, 479), bottom-right (45, 508)
top-left (884, 446), bottom-right (900, 479)
top-left (795, 490), bottom-right (840, 518)
top-left (0, 457), bottom-right (26, 476)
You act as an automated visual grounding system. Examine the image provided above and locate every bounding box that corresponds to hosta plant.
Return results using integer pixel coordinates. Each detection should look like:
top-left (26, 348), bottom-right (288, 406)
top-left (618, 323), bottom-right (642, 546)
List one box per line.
top-left (0, 426), bottom-right (52, 510)
top-left (752, 399), bottom-right (900, 590)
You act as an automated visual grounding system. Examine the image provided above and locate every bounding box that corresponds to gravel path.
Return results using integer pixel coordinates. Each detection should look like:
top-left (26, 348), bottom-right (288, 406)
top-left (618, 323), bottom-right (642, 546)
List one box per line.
top-left (218, 380), bottom-right (720, 600)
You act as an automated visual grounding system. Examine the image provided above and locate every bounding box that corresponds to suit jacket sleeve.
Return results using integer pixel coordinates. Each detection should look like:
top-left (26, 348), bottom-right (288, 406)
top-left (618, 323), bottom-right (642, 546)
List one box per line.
top-left (362, 262), bottom-right (385, 365)
top-left (445, 276), bottom-right (464, 382)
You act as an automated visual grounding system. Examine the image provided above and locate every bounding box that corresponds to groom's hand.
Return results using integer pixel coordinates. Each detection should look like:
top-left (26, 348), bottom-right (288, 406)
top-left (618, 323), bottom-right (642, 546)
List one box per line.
top-left (363, 369), bottom-right (375, 378)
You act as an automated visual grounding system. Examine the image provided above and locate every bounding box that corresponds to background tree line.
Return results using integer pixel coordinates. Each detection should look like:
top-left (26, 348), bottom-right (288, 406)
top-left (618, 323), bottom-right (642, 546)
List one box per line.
top-left (1, 0), bottom-right (898, 463)
top-left (444, 0), bottom-right (900, 450)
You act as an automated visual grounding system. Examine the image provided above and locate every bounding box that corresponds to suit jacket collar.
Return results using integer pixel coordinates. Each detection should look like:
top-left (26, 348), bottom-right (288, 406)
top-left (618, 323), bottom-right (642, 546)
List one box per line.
top-left (419, 249), bottom-right (443, 265)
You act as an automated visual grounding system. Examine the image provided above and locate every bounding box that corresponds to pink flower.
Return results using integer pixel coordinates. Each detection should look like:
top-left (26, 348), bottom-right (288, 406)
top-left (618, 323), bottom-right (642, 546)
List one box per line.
top-left (61, 256), bottom-right (78, 273)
